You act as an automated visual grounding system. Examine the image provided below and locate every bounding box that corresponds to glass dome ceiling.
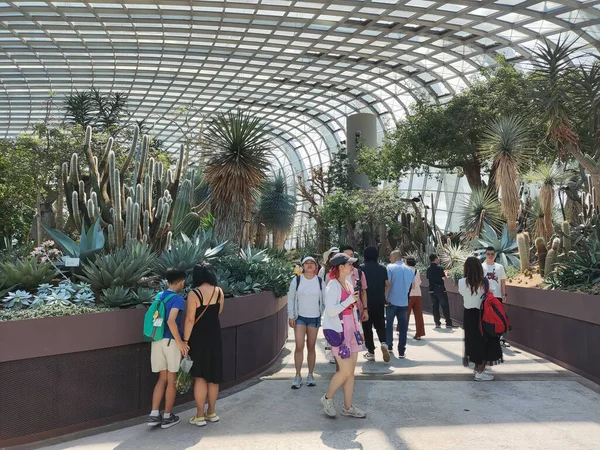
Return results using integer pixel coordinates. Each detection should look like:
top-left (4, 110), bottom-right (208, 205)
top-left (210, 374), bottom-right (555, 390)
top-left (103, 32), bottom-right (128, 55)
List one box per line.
top-left (1, 0), bottom-right (600, 184)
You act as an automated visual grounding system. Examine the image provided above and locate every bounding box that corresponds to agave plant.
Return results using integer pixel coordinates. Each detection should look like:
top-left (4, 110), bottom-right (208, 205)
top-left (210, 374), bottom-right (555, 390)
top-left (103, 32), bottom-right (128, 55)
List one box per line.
top-left (0, 257), bottom-right (58, 291)
top-left (203, 110), bottom-right (272, 244)
top-left (133, 287), bottom-right (158, 305)
top-left (460, 187), bottom-right (504, 238)
top-left (79, 242), bottom-right (157, 291)
top-left (256, 173), bottom-right (297, 249)
top-left (156, 231), bottom-right (232, 277)
top-left (475, 223), bottom-right (520, 268)
top-left (2, 290), bottom-right (33, 309)
top-left (438, 241), bottom-right (472, 270)
top-left (480, 116), bottom-right (533, 234)
top-left (43, 218), bottom-right (105, 265)
top-left (101, 286), bottom-right (134, 307)
top-left (239, 245), bottom-right (270, 263)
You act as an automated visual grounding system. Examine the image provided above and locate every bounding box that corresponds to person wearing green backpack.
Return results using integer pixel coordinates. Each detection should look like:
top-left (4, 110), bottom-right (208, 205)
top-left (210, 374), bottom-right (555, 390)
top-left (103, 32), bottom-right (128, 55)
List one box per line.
top-left (147, 268), bottom-right (188, 429)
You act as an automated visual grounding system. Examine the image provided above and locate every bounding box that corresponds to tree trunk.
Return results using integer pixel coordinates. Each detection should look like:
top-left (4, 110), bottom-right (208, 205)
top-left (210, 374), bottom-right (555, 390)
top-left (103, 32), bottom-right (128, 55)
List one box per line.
top-left (273, 229), bottom-right (286, 249)
top-left (345, 218), bottom-right (359, 250)
top-left (463, 160), bottom-right (484, 190)
top-left (255, 224), bottom-right (267, 248)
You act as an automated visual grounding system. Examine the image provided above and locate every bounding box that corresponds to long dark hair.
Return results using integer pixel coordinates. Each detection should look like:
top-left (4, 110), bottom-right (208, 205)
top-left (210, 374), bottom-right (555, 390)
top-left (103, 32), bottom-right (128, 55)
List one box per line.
top-left (464, 256), bottom-right (485, 295)
top-left (192, 262), bottom-right (218, 287)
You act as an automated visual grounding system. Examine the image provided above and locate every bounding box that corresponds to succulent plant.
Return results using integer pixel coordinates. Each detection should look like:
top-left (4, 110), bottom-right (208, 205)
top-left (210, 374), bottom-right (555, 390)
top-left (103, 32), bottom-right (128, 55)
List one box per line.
top-left (45, 289), bottom-right (72, 307)
top-left (0, 258), bottom-right (58, 291)
top-left (79, 242), bottom-right (157, 291)
top-left (133, 287), bottom-right (157, 305)
top-left (43, 218), bottom-right (105, 265)
top-left (2, 290), bottom-right (33, 309)
top-left (517, 232), bottom-right (530, 273)
top-left (101, 286), bottom-right (134, 307)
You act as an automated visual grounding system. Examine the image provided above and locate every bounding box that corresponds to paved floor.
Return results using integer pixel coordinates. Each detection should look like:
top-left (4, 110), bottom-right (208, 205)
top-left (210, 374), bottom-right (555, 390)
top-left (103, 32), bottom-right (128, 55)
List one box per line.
top-left (43, 314), bottom-right (600, 450)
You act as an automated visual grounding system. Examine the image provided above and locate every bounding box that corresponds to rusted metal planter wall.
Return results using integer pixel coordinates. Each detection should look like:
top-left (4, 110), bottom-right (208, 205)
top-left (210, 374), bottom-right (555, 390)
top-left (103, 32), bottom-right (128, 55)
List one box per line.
top-left (0, 292), bottom-right (287, 448)
top-left (420, 278), bottom-right (600, 384)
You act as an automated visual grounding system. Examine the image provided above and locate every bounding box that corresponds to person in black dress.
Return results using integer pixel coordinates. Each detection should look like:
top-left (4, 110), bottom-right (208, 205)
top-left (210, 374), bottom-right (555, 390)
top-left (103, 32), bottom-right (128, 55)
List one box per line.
top-left (182, 262), bottom-right (224, 427)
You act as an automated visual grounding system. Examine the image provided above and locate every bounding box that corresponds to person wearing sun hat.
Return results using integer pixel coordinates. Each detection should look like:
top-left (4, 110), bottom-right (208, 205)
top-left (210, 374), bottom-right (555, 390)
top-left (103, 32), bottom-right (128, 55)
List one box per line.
top-left (320, 252), bottom-right (367, 418)
top-left (287, 256), bottom-right (326, 389)
top-left (318, 247), bottom-right (340, 283)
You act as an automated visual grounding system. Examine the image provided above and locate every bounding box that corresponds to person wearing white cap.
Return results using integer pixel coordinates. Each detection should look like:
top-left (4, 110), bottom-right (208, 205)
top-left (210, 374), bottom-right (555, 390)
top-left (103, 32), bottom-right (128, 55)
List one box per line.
top-left (287, 256), bottom-right (326, 389)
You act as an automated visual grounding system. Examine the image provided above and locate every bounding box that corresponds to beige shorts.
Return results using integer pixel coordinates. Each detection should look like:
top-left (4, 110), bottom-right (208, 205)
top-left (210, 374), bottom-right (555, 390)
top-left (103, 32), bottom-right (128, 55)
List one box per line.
top-left (151, 339), bottom-right (181, 373)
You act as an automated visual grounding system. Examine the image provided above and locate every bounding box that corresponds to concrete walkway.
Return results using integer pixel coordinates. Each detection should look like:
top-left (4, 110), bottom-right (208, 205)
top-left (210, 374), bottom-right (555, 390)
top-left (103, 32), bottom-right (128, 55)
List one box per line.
top-left (43, 314), bottom-right (600, 450)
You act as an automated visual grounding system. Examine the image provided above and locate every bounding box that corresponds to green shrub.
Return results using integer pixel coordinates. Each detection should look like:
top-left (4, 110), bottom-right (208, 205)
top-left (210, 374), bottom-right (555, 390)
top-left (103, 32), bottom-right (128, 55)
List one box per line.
top-left (213, 257), bottom-right (292, 298)
top-left (0, 257), bottom-right (58, 291)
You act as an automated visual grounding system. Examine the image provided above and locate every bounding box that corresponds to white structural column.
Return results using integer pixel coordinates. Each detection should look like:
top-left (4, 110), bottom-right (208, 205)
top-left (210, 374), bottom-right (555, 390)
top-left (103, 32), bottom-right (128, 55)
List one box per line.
top-left (347, 113), bottom-right (377, 190)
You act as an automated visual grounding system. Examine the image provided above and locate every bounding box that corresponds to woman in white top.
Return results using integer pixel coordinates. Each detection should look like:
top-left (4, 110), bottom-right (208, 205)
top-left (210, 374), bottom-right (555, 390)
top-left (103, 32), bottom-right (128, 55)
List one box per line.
top-left (458, 257), bottom-right (503, 382)
top-left (287, 256), bottom-right (325, 390)
top-left (405, 257), bottom-right (425, 340)
top-left (320, 253), bottom-right (366, 419)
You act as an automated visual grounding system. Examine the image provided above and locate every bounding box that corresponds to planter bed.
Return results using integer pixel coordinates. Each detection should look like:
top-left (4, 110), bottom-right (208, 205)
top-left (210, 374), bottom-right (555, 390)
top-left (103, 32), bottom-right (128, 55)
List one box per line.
top-left (420, 278), bottom-right (600, 384)
top-left (0, 292), bottom-right (287, 447)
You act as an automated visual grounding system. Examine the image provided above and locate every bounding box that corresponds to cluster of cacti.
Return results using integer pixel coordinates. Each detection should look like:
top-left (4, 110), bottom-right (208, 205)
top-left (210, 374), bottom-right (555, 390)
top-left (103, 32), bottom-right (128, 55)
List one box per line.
top-left (517, 232), bottom-right (531, 273)
top-left (535, 237), bottom-right (547, 277)
top-left (62, 125), bottom-right (185, 251)
top-left (544, 237), bottom-right (561, 276)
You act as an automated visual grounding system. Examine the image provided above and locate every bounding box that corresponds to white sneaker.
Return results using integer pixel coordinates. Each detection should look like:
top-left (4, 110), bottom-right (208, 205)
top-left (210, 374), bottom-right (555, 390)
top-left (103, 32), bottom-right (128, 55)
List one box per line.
top-left (381, 344), bottom-right (390, 363)
top-left (341, 405), bottom-right (367, 418)
top-left (474, 371), bottom-right (495, 381)
top-left (321, 394), bottom-right (337, 417)
top-left (363, 352), bottom-right (375, 361)
top-left (291, 375), bottom-right (302, 389)
top-left (306, 373), bottom-right (316, 387)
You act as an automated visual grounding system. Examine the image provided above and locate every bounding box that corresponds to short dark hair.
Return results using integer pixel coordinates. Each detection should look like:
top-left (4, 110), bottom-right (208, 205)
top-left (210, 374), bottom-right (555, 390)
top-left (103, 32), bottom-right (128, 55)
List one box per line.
top-left (406, 256), bottom-right (417, 267)
top-left (192, 262), bottom-right (218, 287)
top-left (340, 245), bottom-right (354, 253)
top-left (486, 246), bottom-right (496, 253)
top-left (363, 246), bottom-right (378, 262)
top-left (429, 254), bottom-right (438, 263)
top-left (165, 268), bottom-right (186, 284)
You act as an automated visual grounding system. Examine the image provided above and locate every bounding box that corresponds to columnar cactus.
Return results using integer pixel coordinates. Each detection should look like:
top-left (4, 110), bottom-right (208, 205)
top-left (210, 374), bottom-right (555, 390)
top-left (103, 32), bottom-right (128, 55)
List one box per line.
top-left (61, 125), bottom-right (187, 251)
top-left (544, 237), bottom-right (561, 277)
top-left (517, 232), bottom-right (530, 273)
top-left (535, 237), bottom-right (547, 277)
top-left (561, 221), bottom-right (571, 253)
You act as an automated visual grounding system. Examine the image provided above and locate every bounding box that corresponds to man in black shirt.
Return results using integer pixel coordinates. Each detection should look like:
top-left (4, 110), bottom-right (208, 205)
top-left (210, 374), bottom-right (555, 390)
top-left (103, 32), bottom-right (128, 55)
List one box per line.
top-left (426, 254), bottom-right (457, 329)
top-left (360, 246), bottom-right (390, 362)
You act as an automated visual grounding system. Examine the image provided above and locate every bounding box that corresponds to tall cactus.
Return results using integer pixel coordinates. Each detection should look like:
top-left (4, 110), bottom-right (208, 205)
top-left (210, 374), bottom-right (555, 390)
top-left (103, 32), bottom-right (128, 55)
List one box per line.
top-left (535, 237), bottom-right (547, 277)
top-left (517, 232), bottom-right (530, 272)
top-left (61, 124), bottom-right (187, 251)
top-left (561, 221), bottom-right (571, 253)
top-left (544, 237), bottom-right (561, 277)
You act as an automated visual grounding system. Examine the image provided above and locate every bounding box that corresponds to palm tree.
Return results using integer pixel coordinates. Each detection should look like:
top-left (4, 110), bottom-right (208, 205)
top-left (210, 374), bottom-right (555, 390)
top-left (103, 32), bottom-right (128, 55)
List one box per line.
top-left (480, 116), bottom-right (533, 234)
top-left (526, 163), bottom-right (571, 241)
top-left (460, 187), bottom-right (504, 238)
top-left (63, 89), bottom-right (128, 134)
top-left (203, 111), bottom-right (271, 244)
top-left (256, 173), bottom-right (297, 249)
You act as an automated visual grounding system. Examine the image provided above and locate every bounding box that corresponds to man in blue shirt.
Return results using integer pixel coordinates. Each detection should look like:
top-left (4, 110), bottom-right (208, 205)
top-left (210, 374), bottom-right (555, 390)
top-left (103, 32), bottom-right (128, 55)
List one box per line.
top-left (385, 250), bottom-right (415, 358)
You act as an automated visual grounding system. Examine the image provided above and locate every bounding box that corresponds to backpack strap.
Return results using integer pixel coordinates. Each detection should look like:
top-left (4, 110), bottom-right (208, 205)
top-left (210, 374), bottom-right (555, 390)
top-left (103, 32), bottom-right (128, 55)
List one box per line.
top-left (483, 278), bottom-right (490, 294)
top-left (295, 275), bottom-right (301, 291)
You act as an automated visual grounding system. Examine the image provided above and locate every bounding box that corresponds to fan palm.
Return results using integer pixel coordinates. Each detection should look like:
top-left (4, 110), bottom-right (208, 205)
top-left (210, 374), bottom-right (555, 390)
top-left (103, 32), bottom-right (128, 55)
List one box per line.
top-left (460, 187), bottom-right (504, 238)
top-left (480, 116), bottom-right (533, 234)
top-left (257, 173), bottom-right (297, 249)
top-left (526, 163), bottom-right (572, 241)
top-left (203, 111), bottom-right (271, 244)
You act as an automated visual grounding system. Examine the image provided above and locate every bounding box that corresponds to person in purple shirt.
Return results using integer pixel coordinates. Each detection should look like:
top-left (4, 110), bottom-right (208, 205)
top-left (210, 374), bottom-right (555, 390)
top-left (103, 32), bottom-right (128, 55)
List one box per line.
top-left (385, 250), bottom-right (415, 359)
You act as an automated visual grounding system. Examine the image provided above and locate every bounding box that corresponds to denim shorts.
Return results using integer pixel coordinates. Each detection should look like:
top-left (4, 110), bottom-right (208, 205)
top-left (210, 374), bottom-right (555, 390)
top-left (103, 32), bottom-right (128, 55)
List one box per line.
top-left (296, 315), bottom-right (321, 328)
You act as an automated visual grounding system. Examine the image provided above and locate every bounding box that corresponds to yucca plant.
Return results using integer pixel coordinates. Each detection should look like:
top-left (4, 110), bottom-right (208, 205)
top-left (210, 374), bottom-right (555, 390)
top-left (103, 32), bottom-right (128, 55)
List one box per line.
top-left (526, 163), bottom-right (572, 241)
top-left (256, 173), bottom-right (297, 249)
top-left (203, 110), bottom-right (272, 244)
top-left (156, 231), bottom-right (232, 277)
top-left (480, 116), bottom-right (533, 234)
top-left (0, 258), bottom-right (58, 291)
top-left (460, 187), bottom-right (504, 237)
top-left (526, 196), bottom-right (560, 240)
top-left (239, 245), bottom-right (270, 263)
top-left (475, 223), bottom-right (520, 268)
top-left (79, 242), bottom-right (157, 292)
